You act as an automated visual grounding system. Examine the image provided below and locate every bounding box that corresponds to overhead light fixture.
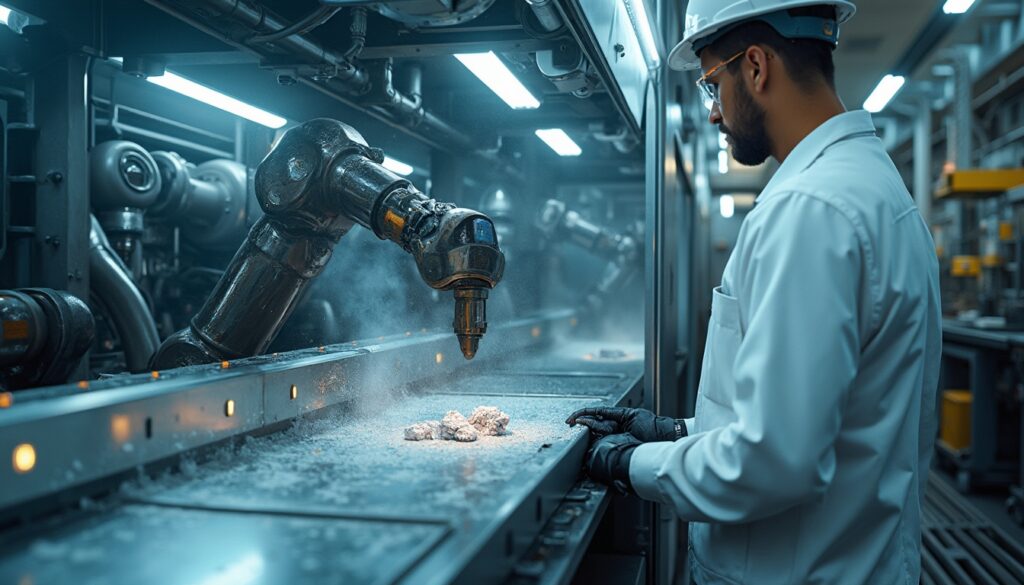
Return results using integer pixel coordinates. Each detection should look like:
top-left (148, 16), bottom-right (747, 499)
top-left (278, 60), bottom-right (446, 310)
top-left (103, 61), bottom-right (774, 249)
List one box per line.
top-left (622, 0), bottom-right (661, 70)
top-left (110, 59), bottom-right (287, 129)
top-left (720, 195), bottom-right (735, 219)
top-left (0, 5), bottom-right (11, 26)
top-left (863, 74), bottom-right (906, 113)
top-left (535, 129), bottom-right (582, 156)
top-left (942, 0), bottom-right (976, 14)
top-left (382, 156), bottom-right (414, 176)
top-left (146, 71), bottom-right (288, 128)
top-left (454, 52), bottom-right (541, 110)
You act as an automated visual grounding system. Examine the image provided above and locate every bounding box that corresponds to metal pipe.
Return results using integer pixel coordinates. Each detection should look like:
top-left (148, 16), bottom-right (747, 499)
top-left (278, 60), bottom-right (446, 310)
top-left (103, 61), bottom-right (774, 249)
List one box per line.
top-left (298, 77), bottom-right (522, 181)
top-left (342, 7), bottom-right (367, 60)
top-left (249, 5), bottom-right (341, 44)
top-left (146, 0), bottom-right (487, 158)
top-left (150, 152), bottom-right (251, 249)
top-left (952, 48), bottom-right (973, 168)
top-left (525, 0), bottom-right (563, 32)
top-left (89, 216), bottom-right (160, 373)
top-left (361, 59), bottom-right (475, 150)
top-left (144, 0), bottom-right (366, 87)
top-left (0, 289), bottom-right (94, 390)
top-left (400, 62), bottom-right (423, 102)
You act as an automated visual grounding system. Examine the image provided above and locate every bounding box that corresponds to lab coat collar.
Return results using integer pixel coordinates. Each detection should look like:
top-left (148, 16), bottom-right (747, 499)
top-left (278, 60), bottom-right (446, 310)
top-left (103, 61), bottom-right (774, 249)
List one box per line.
top-left (759, 110), bottom-right (877, 202)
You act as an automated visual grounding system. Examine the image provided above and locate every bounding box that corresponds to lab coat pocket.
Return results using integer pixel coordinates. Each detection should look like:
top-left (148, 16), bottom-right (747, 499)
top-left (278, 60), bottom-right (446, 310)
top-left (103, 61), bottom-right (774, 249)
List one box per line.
top-left (694, 287), bottom-right (743, 433)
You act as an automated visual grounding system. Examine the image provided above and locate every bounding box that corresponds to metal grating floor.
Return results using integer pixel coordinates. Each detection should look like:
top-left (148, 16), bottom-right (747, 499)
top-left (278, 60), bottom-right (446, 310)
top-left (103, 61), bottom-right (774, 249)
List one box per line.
top-left (923, 473), bottom-right (1024, 585)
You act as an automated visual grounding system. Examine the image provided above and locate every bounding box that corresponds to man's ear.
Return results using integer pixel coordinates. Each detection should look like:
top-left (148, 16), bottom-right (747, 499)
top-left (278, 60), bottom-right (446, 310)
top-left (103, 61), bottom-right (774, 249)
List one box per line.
top-left (743, 45), bottom-right (771, 94)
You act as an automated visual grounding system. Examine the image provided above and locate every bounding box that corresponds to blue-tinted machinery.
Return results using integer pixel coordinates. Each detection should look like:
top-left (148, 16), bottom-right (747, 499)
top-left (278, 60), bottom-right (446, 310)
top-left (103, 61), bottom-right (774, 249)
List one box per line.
top-left (0, 1), bottom-right (696, 583)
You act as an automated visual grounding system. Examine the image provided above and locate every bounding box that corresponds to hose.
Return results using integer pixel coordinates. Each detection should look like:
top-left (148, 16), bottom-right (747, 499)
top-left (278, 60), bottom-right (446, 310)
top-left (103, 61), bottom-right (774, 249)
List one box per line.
top-left (249, 5), bottom-right (341, 43)
top-left (89, 216), bottom-right (161, 372)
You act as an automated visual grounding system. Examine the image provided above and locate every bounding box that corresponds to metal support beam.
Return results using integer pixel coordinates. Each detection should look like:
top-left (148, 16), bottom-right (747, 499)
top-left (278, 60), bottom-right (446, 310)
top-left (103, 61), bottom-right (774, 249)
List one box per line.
top-left (953, 48), bottom-right (974, 169)
top-left (359, 38), bottom-right (555, 60)
top-left (31, 54), bottom-right (90, 303)
top-left (643, 54), bottom-right (682, 585)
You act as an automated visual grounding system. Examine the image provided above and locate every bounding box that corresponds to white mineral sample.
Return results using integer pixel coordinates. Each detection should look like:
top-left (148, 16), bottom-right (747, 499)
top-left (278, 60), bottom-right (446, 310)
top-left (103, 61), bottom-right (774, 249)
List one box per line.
top-left (403, 420), bottom-right (442, 441)
top-left (406, 408), bottom-right (510, 443)
top-left (440, 410), bottom-right (478, 442)
top-left (468, 406), bottom-right (510, 436)
top-left (453, 425), bottom-right (478, 442)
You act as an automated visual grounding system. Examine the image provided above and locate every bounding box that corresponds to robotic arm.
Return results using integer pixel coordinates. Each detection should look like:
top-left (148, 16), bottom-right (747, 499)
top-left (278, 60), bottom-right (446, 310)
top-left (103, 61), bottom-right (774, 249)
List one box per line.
top-left (536, 199), bottom-right (639, 312)
top-left (152, 119), bottom-right (504, 368)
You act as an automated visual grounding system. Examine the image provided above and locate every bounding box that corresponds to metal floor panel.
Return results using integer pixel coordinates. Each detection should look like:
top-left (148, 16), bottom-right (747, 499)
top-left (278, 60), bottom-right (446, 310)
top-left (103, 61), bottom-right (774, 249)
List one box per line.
top-left (0, 355), bottom-right (643, 585)
top-left (0, 504), bottom-right (449, 585)
top-left (131, 392), bottom-right (606, 520)
top-left (923, 473), bottom-right (1024, 585)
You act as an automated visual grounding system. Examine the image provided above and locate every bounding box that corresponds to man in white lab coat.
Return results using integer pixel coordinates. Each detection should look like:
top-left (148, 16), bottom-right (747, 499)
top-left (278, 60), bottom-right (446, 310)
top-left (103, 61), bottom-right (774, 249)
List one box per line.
top-left (567, 1), bottom-right (942, 583)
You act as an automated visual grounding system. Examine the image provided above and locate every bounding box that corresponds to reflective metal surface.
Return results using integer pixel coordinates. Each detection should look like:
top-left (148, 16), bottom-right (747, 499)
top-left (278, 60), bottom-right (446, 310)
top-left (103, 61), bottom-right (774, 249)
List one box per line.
top-left (1, 311), bottom-right (575, 511)
top-left (0, 324), bottom-right (642, 585)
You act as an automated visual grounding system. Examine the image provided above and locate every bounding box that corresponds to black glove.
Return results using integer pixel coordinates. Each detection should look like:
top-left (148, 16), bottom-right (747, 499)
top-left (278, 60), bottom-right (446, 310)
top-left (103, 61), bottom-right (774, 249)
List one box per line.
top-left (585, 433), bottom-right (641, 495)
top-left (566, 407), bottom-right (686, 442)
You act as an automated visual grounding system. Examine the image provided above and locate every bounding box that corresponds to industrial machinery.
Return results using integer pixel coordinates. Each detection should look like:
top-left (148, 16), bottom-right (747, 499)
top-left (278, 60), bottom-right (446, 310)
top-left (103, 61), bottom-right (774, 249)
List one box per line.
top-left (152, 118), bottom-right (505, 367)
top-left (0, 288), bottom-right (94, 391)
top-left (6, 1), bottom-right (1024, 582)
top-left (537, 198), bottom-right (642, 314)
top-left (0, 0), bottom-right (685, 583)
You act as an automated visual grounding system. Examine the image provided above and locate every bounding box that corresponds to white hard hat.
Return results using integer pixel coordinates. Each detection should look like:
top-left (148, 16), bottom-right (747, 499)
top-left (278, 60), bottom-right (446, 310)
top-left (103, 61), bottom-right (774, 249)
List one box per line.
top-left (668, 0), bottom-right (857, 71)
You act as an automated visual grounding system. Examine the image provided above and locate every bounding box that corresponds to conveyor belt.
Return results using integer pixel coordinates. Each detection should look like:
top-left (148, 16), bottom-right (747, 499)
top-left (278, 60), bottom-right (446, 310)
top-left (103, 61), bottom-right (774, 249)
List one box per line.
top-left (923, 473), bottom-right (1024, 585)
top-left (0, 343), bottom-right (643, 585)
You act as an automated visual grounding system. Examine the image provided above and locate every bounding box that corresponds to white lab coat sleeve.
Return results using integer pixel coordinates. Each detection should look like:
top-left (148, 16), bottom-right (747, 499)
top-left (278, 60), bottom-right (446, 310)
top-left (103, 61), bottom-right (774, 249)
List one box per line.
top-left (683, 418), bottom-right (695, 435)
top-left (629, 193), bottom-right (867, 523)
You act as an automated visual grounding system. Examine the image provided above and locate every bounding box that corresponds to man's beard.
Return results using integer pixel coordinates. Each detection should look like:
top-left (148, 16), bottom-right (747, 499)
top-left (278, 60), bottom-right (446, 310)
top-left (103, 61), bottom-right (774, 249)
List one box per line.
top-left (719, 80), bottom-right (772, 166)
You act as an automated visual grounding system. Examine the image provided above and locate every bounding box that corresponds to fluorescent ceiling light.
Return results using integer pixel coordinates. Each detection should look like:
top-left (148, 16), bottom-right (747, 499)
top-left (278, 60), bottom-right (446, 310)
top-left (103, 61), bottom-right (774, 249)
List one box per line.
top-left (863, 74), bottom-right (906, 113)
top-left (720, 195), bottom-right (735, 219)
top-left (718, 133), bottom-right (729, 150)
top-left (144, 69), bottom-right (287, 129)
top-left (454, 52), bottom-right (540, 110)
top-left (382, 156), bottom-right (414, 176)
top-left (623, 0), bottom-right (661, 70)
top-left (718, 150), bottom-right (730, 174)
top-left (535, 129), bottom-right (582, 156)
top-left (942, 0), bottom-right (976, 14)
top-left (0, 6), bottom-right (11, 26)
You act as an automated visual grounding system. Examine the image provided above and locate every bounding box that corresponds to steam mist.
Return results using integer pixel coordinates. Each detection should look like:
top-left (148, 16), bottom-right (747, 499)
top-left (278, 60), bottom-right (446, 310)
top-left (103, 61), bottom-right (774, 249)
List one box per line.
top-left (271, 186), bottom-right (645, 364)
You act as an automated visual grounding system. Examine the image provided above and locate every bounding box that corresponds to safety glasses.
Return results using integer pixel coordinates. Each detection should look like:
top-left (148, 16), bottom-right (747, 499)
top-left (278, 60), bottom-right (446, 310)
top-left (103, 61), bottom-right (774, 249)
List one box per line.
top-left (696, 50), bottom-right (744, 111)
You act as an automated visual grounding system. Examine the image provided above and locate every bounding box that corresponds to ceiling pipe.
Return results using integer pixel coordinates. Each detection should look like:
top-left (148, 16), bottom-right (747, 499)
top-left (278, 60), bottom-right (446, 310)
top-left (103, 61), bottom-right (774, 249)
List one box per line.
top-left (142, 0), bottom-right (521, 178)
top-left (248, 5), bottom-right (342, 44)
top-left (183, 0), bottom-right (369, 87)
top-left (525, 0), bottom-right (563, 33)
